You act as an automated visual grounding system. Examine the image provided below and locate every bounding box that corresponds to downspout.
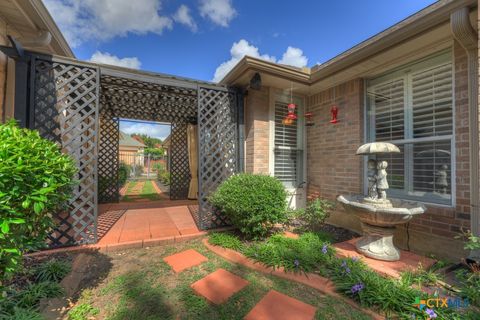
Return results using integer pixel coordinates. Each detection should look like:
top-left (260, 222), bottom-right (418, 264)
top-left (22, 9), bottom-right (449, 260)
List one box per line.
top-left (451, 8), bottom-right (480, 259)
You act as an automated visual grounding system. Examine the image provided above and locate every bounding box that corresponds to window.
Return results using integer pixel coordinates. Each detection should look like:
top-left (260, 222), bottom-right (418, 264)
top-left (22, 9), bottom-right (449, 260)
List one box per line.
top-left (366, 51), bottom-right (453, 205)
top-left (274, 102), bottom-right (304, 188)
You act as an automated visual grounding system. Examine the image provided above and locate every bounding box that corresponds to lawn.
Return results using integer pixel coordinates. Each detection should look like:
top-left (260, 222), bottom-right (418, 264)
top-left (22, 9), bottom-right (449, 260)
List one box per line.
top-left (121, 180), bottom-right (164, 202)
top-left (68, 238), bottom-right (371, 320)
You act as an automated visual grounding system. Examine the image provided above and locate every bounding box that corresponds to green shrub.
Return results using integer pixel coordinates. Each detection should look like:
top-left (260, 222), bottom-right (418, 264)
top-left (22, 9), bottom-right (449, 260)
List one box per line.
top-left (209, 174), bottom-right (287, 238)
top-left (0, 121), bottom-right (77, 282)
top-left (34, 259), bottom-right (71, 283)
top-left (294, 198), bottom-right (334, 231)
top-left (118, 162), bottom-right (131, 187)
top-left (14, 281), bottom-right (63, 309)
top-left (157, 171), bottom-right (170, 185)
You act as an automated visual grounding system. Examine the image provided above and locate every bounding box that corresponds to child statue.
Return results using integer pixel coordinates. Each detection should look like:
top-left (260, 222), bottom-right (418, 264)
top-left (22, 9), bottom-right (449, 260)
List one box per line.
top-left (376, 161), bottom-right (389, 201)
top-left (435, 164), bottom-right (448, 194)
top-left (366, 159), bottom-right (378, 200)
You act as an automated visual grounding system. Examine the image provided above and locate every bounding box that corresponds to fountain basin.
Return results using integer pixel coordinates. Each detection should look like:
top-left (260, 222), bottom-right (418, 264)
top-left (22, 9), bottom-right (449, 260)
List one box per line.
top-left (337, 195), bottom-right (426, 261)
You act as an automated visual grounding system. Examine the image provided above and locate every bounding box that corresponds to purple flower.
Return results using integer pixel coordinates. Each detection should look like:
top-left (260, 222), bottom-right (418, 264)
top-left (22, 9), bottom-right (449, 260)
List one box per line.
top-left (322, 244), bottom-right (328, 254)
top-left (425, 308), bottom-right (437, 319)
top-left (345, 267), bottom-right (351, 274)
top-left (341, 261), bottom-right (347, 268)
top-left (351, 283), bottom-right (364, 294)
top-left (351, 256), bottom-right (359, 262)
top-left (294, 259), bottom-right (300, 268)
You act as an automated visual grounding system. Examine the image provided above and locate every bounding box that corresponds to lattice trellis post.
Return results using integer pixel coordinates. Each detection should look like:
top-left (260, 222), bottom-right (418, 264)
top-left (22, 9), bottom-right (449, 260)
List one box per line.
top-left (98, 94), bottom-right (120, 203)
top-left (31, 56), bottom-right (99, 247)
top-left (170, 122), bottom-right (191, 200)
top-left (198, 87), bottom-right (239, 229)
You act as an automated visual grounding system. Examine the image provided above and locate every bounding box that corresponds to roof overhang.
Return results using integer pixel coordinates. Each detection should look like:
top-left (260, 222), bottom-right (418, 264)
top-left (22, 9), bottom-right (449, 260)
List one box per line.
top-left (1, 0), bottom-right (74, 57)
top-left (220, 0), bottom-right (477, 94)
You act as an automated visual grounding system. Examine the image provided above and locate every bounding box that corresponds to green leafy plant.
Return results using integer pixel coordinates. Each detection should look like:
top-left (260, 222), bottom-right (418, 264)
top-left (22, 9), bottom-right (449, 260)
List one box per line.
top-left (208, 232), bottom-right (245, 252)
top-left (34, 259), bottom-right (71, 283)
top-left (0, 307), bottom-right (44, 320)
top-left (455, 269), bottom-right (480, 307)
top-left (0, 121), bottom-right (77, 283)
top-left (209, 174), bottom-right (287, 238)
top-left (15, 281), bottom-right (63, 308)
top-left (67, 303), bottom-right (99, 320)
top-left (293, 198), bottom-right (334, 231)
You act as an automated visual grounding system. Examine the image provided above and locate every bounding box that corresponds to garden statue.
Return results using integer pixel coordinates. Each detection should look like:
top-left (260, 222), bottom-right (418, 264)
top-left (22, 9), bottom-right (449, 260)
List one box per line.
top-left (435, 164), bottom-right (449, 194)
top-left (366, 159), bottom-right (378, 200)
top-left (376, 160), bottom-right (389, 201)
top-left (337, 142), bottom-right (426, 261)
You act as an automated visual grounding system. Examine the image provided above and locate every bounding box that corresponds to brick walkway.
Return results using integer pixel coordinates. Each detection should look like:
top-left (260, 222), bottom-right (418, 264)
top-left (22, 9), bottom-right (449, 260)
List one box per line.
top-left (97, 200), bottom-right (201, 245)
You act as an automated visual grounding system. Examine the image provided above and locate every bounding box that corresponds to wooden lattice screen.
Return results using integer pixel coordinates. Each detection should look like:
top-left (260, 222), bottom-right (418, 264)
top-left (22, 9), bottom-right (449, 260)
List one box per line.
top-left (198, 87), bottom-right (238, 229)
top-left (97, 75), bottom-right (197, 202)
top-left (31, 57), bottom-right (99, 246)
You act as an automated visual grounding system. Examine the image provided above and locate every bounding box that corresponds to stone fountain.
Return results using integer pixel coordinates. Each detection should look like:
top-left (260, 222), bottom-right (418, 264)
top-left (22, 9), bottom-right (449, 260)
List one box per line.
top-left (337, 142), bottom-right (426, 261)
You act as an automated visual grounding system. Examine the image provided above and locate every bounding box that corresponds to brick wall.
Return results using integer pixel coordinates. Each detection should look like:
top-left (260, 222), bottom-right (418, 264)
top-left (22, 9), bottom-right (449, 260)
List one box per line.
top-left (306, 79), bottom-right (364, 202)
top-left (305, 43), bottom-right (472, 259)
top-left (244, 87), bottom-right (270, 174)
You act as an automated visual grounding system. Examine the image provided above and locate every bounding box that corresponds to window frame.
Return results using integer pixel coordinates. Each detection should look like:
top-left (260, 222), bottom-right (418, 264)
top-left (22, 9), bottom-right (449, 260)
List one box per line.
top-left (269, 89), bottom-right (306, 190)
top-left (364, 50), bottom-right (456, 207)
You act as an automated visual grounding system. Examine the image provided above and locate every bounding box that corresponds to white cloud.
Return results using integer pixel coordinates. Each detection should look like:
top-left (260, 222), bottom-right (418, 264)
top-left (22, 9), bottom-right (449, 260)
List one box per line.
top-left (173, 5), bottom-right (198, 32)
top-left (90, 51), bottom-right (142, 69)
top-left (44, 0), bottom-right (173, 47)
top-left (199, 0), bottom-right (236, 27)
top-left (120, 121), bottom-right (171, 140)
top-left (278, 46), bottom-right (308, 68)
top-left (212, 39), bottom-right (308, 82)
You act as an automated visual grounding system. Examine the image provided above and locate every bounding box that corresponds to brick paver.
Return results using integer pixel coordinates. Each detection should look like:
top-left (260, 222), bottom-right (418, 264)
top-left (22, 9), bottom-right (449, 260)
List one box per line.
top-left (333, 238), bottom-right (436, 278)
top-left (244, 290), bottom-right (316, 320)
top-left (163, 249), bottom-right (208, 273)
top-left (191, 268), bottom-right (249, 304)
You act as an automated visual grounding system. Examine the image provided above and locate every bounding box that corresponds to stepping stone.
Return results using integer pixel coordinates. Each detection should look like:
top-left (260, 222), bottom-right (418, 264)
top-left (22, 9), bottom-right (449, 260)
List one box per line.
top-left (244, 290), bottom-right (316, 320)
top-left (191, 268), bottom-right (249, 304)
top-left (163, 249), bottom-right (208, 273)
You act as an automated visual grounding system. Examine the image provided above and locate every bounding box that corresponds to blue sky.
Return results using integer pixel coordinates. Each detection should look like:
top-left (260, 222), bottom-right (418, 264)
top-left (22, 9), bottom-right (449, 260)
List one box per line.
top-left (43, 0), bottom-right (437, 139)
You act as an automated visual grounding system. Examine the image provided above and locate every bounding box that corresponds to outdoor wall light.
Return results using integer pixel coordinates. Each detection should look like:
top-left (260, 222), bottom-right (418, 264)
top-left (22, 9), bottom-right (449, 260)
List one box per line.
top-left (330, 105), bottom-right (339, 124)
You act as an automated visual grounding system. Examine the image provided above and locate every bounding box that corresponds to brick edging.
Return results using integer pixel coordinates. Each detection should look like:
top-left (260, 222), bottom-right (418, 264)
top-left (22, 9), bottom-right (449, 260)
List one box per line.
top-left (25, 232), bottom-right (208, 257)
top-left (202, 238), bottom-right (385, 320)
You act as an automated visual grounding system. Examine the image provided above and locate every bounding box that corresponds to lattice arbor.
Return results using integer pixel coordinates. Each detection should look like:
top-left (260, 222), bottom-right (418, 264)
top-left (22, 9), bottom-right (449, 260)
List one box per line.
top-left (198, 87), bottom-right (239, 229)
top-left (98, 75), bottom-right (197, 202)
top-left (31, 57), bottom-right (99, 247)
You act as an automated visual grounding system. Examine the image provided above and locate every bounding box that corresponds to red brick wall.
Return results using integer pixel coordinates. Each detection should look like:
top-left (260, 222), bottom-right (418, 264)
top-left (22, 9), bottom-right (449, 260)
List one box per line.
top-left (306, 79), bottom-right (364, 201)
top-left (244, 87), bottom-right (270, 174)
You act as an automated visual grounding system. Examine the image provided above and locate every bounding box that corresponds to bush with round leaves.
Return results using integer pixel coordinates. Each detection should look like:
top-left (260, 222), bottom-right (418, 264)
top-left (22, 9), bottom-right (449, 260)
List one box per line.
top-left (0, 121), bottom-right (77, 283)
top-left (209, 173), bottom-right (287, 238)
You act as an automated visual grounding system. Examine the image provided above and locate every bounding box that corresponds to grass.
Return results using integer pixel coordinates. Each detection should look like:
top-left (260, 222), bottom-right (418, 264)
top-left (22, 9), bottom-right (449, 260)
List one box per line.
top-left (70, 238), bottom-right (371, 320)
top-left (121, 180), bottom-right (163, 202)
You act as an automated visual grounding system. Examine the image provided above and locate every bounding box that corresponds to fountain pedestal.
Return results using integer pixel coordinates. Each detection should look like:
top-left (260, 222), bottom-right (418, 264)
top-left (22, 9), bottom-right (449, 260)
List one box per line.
top-left (356, 223), bottom-right (399, 261)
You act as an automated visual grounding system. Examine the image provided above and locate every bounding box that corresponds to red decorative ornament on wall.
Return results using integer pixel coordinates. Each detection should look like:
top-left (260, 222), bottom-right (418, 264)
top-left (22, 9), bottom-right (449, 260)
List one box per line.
top-left (305, 111), bottom-right (314, 126)
top-left (330, 105), bottom-right (339, 124)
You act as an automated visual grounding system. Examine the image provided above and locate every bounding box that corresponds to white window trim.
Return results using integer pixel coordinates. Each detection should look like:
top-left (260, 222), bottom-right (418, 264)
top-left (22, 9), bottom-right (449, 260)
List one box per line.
top-left (268, 87), bottom-right (307, 208)
top-left (363, 49), bottom-right (456, 208)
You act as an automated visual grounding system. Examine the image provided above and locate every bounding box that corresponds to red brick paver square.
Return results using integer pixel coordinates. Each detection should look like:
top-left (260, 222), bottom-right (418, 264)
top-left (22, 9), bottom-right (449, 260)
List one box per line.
top-left (191, 268), bottom-right (249, 304)
top-left (244, 290), bottom-right (316, 320)
top-left (163, 249), bottom-right (208, 273)
top-left (333, 238), bottom-right (437, 278)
